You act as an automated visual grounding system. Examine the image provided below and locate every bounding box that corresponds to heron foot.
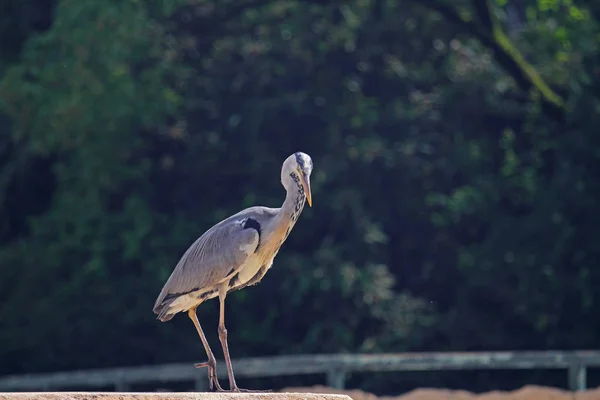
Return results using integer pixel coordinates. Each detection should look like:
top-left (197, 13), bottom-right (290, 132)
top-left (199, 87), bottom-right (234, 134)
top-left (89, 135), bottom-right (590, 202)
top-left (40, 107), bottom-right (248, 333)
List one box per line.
top-left (194, 360), bottom-right (224, 392)
top-left (230, 388), bottom-right (273, 393)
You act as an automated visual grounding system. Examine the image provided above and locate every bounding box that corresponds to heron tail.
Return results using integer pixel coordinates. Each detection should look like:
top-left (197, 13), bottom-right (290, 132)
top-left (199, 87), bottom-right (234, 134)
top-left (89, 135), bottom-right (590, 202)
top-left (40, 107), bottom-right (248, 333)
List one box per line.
top-left (153, 297), bottom-right (177, 322)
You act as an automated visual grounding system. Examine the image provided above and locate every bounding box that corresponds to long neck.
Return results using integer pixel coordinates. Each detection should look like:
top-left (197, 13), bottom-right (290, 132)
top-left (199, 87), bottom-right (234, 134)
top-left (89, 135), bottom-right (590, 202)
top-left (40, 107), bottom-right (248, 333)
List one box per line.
top-left (275, 174), bottom-right (307, 229)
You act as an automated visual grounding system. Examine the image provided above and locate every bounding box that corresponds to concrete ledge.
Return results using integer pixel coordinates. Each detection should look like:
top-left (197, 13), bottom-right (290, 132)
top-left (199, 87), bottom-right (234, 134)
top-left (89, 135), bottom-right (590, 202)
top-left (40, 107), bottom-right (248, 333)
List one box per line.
top-left (0, 393), bottom-right (352, 400)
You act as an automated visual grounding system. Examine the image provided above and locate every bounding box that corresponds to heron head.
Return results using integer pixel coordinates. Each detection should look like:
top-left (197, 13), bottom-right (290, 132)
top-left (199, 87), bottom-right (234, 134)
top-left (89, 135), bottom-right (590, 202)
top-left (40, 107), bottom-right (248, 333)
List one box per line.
top-left (282, 152), bottom-right (313, 207)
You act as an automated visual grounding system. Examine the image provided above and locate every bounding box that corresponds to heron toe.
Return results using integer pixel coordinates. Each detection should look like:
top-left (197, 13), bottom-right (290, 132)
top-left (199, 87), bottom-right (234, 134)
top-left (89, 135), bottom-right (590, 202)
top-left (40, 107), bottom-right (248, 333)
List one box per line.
top-left (194, 360), bottom-right (223, 392)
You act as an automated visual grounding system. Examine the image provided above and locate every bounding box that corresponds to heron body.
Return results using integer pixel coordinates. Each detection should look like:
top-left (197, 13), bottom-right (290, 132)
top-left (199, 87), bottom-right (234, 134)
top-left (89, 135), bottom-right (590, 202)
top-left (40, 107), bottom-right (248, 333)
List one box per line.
top-left (155, 206), bottom-right (295, 320)
top-left (152, 152), bottom-right (313, 392)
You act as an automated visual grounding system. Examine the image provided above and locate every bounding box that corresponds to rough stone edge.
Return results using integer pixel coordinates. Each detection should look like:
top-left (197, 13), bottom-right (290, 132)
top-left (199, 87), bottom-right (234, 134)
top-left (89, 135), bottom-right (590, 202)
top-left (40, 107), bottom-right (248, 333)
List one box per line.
top-left (0, 393), bottom-right (352, 400)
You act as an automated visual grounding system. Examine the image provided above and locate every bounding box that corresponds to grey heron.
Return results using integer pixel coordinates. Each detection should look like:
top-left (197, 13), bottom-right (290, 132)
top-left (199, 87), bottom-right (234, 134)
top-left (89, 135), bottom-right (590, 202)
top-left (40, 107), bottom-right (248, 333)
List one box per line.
top-left (153, 152), bottom-right (313, 392)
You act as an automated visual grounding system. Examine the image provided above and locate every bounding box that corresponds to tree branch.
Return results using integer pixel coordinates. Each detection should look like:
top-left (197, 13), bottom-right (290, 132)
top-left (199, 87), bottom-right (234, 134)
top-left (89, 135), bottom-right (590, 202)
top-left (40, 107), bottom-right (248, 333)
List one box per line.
top-left (418, 0), bottom-right (566, 121)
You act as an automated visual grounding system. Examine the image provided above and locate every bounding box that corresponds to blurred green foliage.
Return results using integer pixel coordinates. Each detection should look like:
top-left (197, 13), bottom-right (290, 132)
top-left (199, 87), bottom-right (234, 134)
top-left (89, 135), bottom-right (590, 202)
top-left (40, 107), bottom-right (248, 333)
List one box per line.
top-left (0, 0), bottom-right (599, 393)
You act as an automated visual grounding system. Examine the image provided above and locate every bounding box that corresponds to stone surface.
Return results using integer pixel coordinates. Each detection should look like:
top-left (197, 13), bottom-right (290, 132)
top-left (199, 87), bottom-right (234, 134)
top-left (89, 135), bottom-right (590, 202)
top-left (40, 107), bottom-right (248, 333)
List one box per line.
top-left (282, 385), bottom-right (600, 400)
top-left (4, 385), bottom-right (600, 400)
top-left (0, 393), bottom-right (352, 400)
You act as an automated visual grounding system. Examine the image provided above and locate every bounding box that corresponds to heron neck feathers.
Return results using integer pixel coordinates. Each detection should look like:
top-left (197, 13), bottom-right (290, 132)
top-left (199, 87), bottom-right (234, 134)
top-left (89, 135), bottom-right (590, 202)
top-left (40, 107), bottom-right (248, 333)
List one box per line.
top-left (280, 173), bottom-right (306, 221)
top-left (263, 175), bottom-right (306, 247)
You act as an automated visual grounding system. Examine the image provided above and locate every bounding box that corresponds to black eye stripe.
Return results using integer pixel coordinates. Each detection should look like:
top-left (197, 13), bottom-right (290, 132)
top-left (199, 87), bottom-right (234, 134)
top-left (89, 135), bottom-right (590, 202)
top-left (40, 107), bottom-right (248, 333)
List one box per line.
top-left (294, 153), bottom-right (304, 168)
top-left (294, 152), bottom-right (311, 170)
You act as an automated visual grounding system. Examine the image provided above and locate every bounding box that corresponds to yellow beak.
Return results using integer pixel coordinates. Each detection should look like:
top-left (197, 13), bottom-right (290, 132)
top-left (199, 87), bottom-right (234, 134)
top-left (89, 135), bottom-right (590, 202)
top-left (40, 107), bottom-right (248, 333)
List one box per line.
top-left (301, 173), bottom-right (312, 207)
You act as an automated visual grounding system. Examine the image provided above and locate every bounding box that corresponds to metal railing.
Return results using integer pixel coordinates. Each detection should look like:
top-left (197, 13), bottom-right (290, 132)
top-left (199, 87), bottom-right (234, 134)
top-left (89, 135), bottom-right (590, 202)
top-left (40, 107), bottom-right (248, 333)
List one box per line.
top-left (0, 351), bottom-right (598, 392)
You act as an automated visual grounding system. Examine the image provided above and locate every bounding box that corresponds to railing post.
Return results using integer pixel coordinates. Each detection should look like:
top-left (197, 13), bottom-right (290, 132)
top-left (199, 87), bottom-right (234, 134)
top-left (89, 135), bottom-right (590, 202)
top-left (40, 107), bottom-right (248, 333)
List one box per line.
top-left (568, 364), bottom-right (586, 391)
top-left (326, 369), bottom-right (347, 389)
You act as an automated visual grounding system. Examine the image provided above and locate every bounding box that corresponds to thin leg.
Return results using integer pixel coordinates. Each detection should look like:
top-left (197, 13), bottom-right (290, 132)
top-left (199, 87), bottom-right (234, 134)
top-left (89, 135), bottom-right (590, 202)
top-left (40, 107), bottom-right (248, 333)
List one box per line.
top-left (215, 288), bottom-right (272, 393)
top-left (217, 287), bottom-right (240, 391)
top-left (188, 307), bottom-right (224, 392)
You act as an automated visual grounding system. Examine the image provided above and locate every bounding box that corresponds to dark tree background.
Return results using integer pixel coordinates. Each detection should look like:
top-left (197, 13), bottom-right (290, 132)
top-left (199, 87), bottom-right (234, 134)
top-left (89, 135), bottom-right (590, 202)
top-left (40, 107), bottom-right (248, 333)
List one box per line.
top-left (0, 0), bottom-right (599, 395)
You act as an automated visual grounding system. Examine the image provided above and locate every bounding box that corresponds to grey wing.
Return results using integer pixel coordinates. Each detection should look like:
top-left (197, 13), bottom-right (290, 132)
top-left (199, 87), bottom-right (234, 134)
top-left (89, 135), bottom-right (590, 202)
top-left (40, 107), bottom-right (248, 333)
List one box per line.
top-left (153, 217), bottom-right (259, 315)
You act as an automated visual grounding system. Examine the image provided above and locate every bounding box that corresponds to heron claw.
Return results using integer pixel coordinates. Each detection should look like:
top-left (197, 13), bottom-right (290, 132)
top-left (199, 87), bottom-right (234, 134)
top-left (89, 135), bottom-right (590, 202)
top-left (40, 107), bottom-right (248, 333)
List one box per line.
top-left (194, 360), bottom-right (224, 392)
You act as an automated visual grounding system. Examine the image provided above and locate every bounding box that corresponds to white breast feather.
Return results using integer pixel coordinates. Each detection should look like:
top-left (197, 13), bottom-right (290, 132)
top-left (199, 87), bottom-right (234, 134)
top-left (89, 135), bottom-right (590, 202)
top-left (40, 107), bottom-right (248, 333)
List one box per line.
top-left (236, 254), bottom-right (263, 285)
top-left (239, 241), bottom-right (256, 255)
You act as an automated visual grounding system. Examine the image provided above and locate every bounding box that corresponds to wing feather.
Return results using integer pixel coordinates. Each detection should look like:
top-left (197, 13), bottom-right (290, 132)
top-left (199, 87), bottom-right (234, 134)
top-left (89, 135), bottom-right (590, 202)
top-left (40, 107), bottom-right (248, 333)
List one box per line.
top-left (153, 217), bottom-right (259, 313)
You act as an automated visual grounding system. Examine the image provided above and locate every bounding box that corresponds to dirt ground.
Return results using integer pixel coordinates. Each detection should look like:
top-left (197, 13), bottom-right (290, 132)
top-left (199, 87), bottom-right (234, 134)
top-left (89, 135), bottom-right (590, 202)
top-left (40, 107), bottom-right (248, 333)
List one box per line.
top-left (282, 385), bottom-right (600, 400)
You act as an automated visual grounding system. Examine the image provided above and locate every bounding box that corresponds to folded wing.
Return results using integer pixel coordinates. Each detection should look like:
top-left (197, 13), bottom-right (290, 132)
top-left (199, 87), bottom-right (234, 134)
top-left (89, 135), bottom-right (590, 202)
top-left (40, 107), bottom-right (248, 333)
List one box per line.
top-left (153, 217), bottom-right (260, 318)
